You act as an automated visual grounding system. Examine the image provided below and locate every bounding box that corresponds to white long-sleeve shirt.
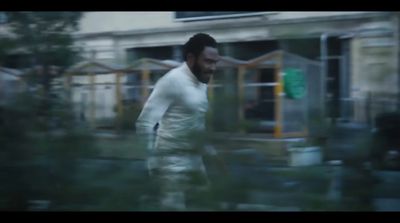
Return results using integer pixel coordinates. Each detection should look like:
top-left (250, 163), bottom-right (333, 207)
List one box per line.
top-left (136, 62), bottom-right (209, 172)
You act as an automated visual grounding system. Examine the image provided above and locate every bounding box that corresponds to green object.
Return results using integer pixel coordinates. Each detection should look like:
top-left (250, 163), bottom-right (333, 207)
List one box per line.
top-left (283, 68), bottom-right (306, 99)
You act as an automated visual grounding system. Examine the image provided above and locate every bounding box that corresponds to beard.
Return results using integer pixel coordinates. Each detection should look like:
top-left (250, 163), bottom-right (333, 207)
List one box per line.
top-left (192, 62), bottom-right (210, 84)
top-left (192, 62), bottom-right (202, 79)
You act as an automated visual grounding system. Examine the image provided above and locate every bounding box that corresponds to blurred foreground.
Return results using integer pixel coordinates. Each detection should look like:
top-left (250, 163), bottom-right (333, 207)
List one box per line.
top-left (1, 94), bottom-right (400, 211)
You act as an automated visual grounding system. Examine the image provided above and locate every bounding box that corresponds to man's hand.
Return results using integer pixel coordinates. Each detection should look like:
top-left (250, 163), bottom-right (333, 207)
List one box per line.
top-left (204, 144), bottom-right (229, 176)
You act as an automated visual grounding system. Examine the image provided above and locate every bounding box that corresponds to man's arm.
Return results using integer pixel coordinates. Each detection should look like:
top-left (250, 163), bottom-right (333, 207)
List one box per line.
top-left (135, 76), bottom-right (175, 151)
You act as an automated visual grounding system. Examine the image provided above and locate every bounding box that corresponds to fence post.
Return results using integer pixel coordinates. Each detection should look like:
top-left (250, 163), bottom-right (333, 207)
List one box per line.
top-left (273, 51), bottom-right (283, 138)
top-left (366, 92), bottom-right (372, 127)
top-left (115, 72), bottom-right (123, 132)
top-left (237, 66), bottom-right (245, 133)
top-left (90, 72), bottom-right (96, 129)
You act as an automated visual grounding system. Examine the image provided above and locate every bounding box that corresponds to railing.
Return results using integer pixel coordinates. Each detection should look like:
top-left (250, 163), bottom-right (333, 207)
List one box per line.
top-left (333, 93), bottom-right (399, 127)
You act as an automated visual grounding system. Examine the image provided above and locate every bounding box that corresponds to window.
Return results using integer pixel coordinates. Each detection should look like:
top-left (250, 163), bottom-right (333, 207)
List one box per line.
top-left (174, 11), bottom-right (266, 22)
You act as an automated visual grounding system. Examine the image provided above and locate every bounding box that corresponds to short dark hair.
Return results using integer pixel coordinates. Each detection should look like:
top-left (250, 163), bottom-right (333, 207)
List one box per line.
top-left (183, 33), bottom-right (217, 61)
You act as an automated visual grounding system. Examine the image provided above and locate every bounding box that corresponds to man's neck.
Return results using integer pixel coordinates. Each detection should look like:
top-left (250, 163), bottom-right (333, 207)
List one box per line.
top-left (183, 62), bottom-right (201, 85)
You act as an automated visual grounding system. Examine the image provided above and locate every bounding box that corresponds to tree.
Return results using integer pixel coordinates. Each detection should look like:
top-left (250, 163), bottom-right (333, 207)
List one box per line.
top-left (0, 37), bottom-right (16, 67)
top-left (4, 12), bottom-right (83, 116)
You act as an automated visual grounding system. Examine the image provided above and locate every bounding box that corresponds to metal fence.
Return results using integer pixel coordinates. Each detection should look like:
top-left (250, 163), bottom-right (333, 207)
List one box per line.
top-left (336, 93), bottom-right (399, 127)
top-left (282, 52), bottom-right (323, 136)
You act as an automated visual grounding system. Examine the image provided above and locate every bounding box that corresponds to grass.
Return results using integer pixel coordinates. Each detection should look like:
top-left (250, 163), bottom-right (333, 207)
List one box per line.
top-left (0, 128), bottom-right (380, 211)
top-left (93, 135), bottom-right (147, 160)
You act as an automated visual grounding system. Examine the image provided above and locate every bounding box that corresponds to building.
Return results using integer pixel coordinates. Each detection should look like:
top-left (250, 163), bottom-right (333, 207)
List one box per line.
top-left (1, 12), bottom-right (399, 133)
top-left (73, 12), bottom-right (400, 128)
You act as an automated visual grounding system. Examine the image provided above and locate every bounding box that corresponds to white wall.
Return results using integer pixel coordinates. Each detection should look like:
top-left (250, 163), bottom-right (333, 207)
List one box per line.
top-left (74, 11), bottom-right (390, 62)
top-left (71, 73), bottom-right (130, 123)
top-left (77, 12), bottom-right (176, 34)
top-left (268, 12), bottom-right (375, 20)
top-left (76, 12), bottom-right (379, 35)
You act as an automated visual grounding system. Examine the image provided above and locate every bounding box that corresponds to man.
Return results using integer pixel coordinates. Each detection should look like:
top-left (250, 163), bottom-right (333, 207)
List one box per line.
top-left (135, 33), bottom-right (220, 210)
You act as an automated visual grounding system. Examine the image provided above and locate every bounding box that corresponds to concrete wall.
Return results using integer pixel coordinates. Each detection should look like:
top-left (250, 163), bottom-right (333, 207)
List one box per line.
top-left (350, 16), bottom-right (399, 122)
top-left (76, 12), bottom-right (378, 35)
top-left (74, 12), bottom-right (392, 63)
top-left (72, 12), bottom-right (399, 124)
top-left (77, 12), bottom-right (176, 34)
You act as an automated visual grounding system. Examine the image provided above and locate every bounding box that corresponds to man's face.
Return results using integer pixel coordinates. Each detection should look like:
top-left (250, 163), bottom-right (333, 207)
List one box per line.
top-left (191, 46), bottom-right (219, 84)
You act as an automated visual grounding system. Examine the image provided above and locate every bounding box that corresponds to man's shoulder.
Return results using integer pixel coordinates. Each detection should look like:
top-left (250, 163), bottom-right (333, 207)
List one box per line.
top-left (158, 65), bottom-right (183, 83)
top-left (153, 66), bottom-right (184, 95)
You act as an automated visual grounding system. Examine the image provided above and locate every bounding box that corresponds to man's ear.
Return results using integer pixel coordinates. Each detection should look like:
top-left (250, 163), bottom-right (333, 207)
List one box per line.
top-left (186, 53), bottom-right (195, 68)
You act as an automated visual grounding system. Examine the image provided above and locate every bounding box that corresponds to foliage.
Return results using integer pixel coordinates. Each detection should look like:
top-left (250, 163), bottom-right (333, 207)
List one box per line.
top-left (0, 92), bottom-right (97, 210)
top-left (5, 12), bottom-right (82, 67)
top-left (1, 12), bottom-right (83, 118)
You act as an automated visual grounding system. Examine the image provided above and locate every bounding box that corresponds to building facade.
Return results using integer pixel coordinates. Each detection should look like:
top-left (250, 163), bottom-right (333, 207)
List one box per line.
top-left (1, 12), bottom-right (399, 130)
top-left (73, 11), bottom-right (400, 126)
